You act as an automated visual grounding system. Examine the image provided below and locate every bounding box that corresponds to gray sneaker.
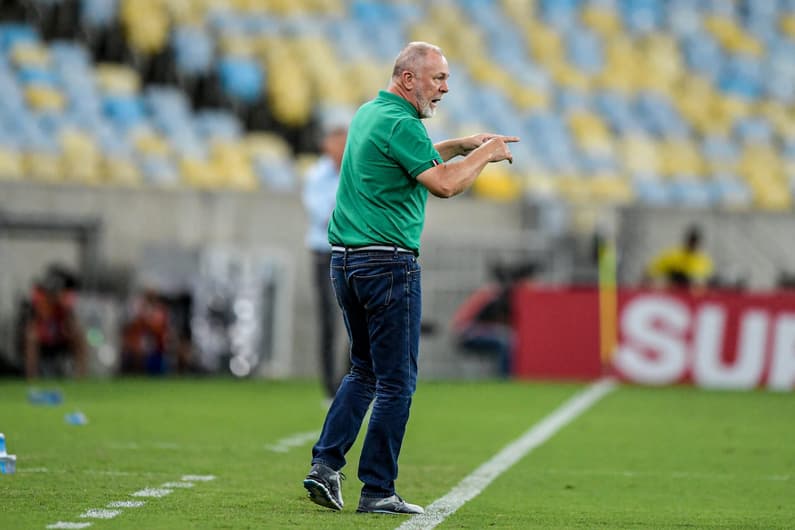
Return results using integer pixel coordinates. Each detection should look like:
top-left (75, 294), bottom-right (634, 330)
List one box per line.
top-left (356, 494), bottom-right (425, 515)
top-left (303, 463), bottom-right (344, 511)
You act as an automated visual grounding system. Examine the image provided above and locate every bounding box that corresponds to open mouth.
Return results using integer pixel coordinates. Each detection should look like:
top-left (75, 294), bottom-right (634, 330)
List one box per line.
top-left (431, 98), bottom-right (441, 105)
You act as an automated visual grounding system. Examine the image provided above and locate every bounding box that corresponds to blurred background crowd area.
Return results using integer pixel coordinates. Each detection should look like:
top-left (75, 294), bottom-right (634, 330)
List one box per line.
top-left (0, 0), bottom-right (792, 209)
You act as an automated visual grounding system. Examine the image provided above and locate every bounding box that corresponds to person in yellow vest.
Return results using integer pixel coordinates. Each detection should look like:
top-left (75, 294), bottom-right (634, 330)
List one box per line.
top-left (644, 226), bottom-right (714, 289)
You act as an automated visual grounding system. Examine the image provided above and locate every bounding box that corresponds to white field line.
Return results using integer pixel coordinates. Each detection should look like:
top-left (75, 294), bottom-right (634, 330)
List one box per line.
top-left (46, 474), bottom-right (216, 529)
top-left (397, 378), bottom-right (617, 530)
top-left (106, 501), bottom-right (145, 508)
top-left (79, 509), bottom-right (120, 520)
top-left (264, 430), bottom-right (320, 453)
top-left (131, 488), bottom-right (173, 498)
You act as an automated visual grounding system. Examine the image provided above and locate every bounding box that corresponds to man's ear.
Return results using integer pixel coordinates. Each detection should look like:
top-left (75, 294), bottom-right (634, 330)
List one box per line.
top-left (401, 70), bottom-right (415, 90)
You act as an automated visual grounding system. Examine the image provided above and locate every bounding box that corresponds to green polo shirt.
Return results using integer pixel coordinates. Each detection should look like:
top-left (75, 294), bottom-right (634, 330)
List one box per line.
top-left (328, 90), bottom-right (442, 254)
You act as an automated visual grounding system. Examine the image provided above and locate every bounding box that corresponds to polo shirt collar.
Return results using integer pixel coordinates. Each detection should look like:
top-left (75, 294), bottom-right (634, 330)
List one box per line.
top-left (378, 90), bottom-right (420, 118)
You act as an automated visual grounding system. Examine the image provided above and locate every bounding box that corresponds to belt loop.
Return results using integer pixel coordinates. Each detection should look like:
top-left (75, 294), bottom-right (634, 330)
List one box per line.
top-left (343, 247), bottom-right (348, 269)
top-left (393, 245), bottom-right (398, 257)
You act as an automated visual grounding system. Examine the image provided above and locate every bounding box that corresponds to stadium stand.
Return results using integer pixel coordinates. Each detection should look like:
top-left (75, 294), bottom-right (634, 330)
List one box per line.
top-left (0, 0), bottom-right (792, 209)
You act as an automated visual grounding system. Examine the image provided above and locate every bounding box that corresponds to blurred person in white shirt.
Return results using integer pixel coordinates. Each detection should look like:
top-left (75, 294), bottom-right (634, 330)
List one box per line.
top-left (302, 115), bottom-right (350, 399)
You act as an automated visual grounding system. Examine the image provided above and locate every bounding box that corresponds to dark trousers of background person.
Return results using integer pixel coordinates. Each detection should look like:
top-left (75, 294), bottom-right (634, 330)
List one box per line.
top-left (313, 250), bottom-right (345, 398)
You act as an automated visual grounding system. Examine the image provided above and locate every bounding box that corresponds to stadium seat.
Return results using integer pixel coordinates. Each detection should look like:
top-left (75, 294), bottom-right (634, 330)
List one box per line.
top-left (217, 56), bottom-right (265, 104)
top-left (60, 128), bottom-right (102, 183)
top-left (471, 164), bottom-right (523, 201)
top-left (104, 155), bottom-right (142, 186)
top-left (0, 147), bottom-right (24, 180)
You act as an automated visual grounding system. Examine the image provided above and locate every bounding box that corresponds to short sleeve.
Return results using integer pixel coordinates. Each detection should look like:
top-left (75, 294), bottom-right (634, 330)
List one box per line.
top-left (390, 118), bottom-right (443, 179)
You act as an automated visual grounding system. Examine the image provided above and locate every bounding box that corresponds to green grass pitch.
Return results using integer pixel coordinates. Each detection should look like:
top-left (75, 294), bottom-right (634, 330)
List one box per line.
top-left (1, 378), bottom-right (793, 529)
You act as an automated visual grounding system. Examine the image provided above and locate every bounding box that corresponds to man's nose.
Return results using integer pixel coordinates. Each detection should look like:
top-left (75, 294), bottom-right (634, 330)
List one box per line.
top-left (440, 81), bottom-right (449, 93)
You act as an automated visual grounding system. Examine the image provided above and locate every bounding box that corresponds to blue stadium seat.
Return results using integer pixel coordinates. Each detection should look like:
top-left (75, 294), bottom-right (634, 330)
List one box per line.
top-left (620, 0), bottom-right (664, 34)
top-left (103, 94), bottom-right (145, 129)
top-left (80, 0), bottom-right (119, 30)
top-left (634, 177), bottom-right (672, 206)
top-left (718, 54), bottom-right (763, 100)
top-left (217, 56), bottom-right (264, 104)
top-left (0, 24), bottom-right (38, 53)
top-left (172, 26), bottom-right (214, 78)
top-left (194, 110), bottom-right (242, 142)
top-left (566, 28), bottom-right (604, 75)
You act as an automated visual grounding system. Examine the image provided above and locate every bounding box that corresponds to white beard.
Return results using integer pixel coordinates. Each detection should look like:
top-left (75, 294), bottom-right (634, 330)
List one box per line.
top-left (417, 96), bottom-right (436, 119)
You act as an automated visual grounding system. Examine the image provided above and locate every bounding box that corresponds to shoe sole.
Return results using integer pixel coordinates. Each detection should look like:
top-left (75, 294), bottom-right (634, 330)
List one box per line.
top-left (356, 507), bottom-right (424, 515)
top-left (303, 478), bottom-right (342, 511)
top-left (356, 509), bottom-right (423, 515)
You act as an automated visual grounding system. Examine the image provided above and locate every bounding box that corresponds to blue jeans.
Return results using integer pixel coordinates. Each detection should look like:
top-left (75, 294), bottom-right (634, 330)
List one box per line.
top-left (311, 249), bottom-right (421, 498)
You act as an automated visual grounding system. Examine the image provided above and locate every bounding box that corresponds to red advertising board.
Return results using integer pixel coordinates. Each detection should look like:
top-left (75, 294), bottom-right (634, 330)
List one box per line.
top-left (512, 286), bottom-right (795, 391)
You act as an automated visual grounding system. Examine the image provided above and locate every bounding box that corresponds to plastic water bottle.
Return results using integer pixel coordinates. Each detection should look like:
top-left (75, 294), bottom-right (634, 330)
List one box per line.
top-left (0, 434), bottom-right (15, 475)
top-left (0, 454), bottom-right (16, 475)
top-left (28, 388), bottom-right (63, 405)
top-left (64, 411), bottom-right (88, 425)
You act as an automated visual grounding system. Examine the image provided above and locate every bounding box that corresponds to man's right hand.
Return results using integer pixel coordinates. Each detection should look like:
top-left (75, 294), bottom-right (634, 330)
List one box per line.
top-left (481, 136), bottom-right (518, 164)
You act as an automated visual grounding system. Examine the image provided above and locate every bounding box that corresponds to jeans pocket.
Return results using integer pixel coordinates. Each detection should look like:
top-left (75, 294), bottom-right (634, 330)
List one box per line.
top-left (352, 271), bottom-right (393, 310)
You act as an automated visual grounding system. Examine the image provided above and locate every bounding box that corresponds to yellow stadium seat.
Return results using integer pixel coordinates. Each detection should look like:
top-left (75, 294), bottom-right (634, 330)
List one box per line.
top-left (121, 0), bottom-right (170, 55)
top-left (501, 0), bottom-right (536, 21)
top-left (582, 6), bottom-right (622, 37)
top-left (589, 174), bottom-right (634, 204)
top-left (749, 180), bottom-right (791, 210)
top-left (759, 101), bottom-right (795, 140)
top-left (210, 141), bottom-right (258, 190)
top-left (270, 89), bottom-right (312, 127)
top-left (10, 42), bottom-right (49, 67)
top-left (60, 129), bottom-right (101, 184)
top-left (620, 136), bottom-right (661, 174)
top-left (526, 22), bottom-right (563, 63)
top-left (265, 52), bottom-right (312, 126)
top-left (661, 139), bottom-right (705, 176)
top-left (597, 37), bottom-right (640, 92)
top-left (131, 129), bottom-right (171, 157)
top-left (509, 85), bottom-right (550, 111)
top-left (556, 175), bottom-right (592, 203)
top-left (597, 64), bottom-right (636, 92)
top-left (739, 145), bottom-right (784, 181)
top-left (104, 157), bottom-right (142, 186)
top-left (550, 62), bottom-right (591, 91)
top-left (781, 15), bottom-right (795, 38)
top-left (163, 0), bottom-right (204, 25)
top-left (244, 132), bottom-right (291, 161)
top-left (674, 77), bottom-right (733, 135)
top-left (0, 148), bottom-right (24, 180)
top-left (25, 151), bottom-right (63, 182)
top-left (471, 165), bottom-right (522, 201)
top-left (523, 173), bottom-right (559, 199)
top-left (408, 23), bottom-right (448, 56)
top-left (220, 34), bottom-right (258, 57)
top-left (25, 85), bottom-right (66, 112)
top-left (180, 156), bottom-right (217, 188)
top-left (636, 34), bottom-right (683, 93)
top-left (704, 15), bottom-right (763, 56)
top-left (569, 111), bottom-right (611, 150)
top-left (95, 64), bottom-right (141, 94)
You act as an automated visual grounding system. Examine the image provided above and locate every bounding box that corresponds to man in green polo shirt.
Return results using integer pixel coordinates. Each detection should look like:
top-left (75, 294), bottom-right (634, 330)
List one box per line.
top-left (303, 41), bottom-right (518, 515)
